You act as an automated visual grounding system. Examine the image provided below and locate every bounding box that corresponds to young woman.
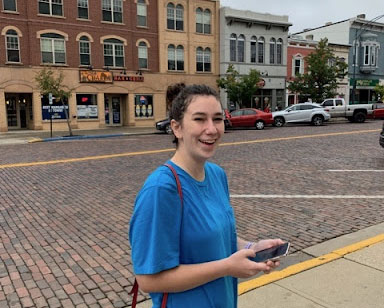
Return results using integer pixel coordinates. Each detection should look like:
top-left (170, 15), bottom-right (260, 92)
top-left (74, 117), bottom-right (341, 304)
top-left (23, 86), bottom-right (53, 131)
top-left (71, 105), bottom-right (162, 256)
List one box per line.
top-left (129, 85), bottom-right (283, 308)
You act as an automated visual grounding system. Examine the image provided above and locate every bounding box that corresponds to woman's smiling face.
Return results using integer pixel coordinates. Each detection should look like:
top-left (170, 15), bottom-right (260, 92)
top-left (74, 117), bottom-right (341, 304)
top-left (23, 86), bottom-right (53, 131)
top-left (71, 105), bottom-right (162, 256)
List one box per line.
top-left (172, 95), bottom-right (224, 163)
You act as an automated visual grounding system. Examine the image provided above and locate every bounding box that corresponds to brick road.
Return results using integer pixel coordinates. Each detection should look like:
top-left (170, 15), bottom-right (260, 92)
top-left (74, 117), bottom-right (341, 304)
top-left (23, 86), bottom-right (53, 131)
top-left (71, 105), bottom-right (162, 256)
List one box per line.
top-left (0, 120), bottom-right (383, 307)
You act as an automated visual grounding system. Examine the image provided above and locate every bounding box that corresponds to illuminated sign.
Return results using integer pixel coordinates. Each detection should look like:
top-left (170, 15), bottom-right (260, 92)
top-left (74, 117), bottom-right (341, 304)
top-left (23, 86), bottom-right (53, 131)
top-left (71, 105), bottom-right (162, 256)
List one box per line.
top-left (79, 71), bottom-right (113, 83)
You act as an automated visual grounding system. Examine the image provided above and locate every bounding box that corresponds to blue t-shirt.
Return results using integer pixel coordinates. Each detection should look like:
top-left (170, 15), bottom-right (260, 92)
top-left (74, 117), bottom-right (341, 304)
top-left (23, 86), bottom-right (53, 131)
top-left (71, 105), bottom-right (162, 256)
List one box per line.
top-left (129, 161), bottom-right (238, 308)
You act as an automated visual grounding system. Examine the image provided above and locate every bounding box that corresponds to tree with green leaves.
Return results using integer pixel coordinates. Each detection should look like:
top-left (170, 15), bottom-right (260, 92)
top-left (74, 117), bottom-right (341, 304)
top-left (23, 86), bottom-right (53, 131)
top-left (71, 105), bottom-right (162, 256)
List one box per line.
top-left (35, 68), bottom-right (73, 136)
top-left (288, 38), bottom-right (348, 103)
top-left (217, 64), bottom-right (261, 108)
top-left (374, 84), bottom-right (384, 102)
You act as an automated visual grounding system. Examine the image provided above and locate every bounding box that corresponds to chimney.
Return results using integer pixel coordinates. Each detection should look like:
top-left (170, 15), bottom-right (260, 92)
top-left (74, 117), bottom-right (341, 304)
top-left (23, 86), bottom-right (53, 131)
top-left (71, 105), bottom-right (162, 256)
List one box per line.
top-left (325, 22), bottom-right (332, 26)
top-left (305, 34), bottom-right (314, 40)
top-left (357, 14), bottom-right (366, 19)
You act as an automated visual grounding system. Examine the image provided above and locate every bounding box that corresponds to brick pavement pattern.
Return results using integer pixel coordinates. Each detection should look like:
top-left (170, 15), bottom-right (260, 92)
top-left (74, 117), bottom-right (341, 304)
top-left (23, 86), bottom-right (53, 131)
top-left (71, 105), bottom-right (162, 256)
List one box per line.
top-left (0, 121), bottom-right (383, 307)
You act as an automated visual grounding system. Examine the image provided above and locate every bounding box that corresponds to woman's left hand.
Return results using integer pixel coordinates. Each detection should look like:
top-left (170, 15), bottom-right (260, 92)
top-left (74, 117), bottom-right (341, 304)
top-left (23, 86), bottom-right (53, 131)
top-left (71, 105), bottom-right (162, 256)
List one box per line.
top-left (250, 239), bottom-right (285, 274)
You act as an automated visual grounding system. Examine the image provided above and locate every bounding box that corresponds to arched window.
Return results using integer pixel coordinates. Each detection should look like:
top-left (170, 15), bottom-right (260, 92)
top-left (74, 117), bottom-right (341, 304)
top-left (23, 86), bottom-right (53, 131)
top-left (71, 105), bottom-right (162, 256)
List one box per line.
top-left (168, 44), bottom-right (176, 70)
top-left (175, 5), bottom-right (184, 30)
top-left (137, 0), bottom-right (147, 27)
top-left (5, 29), bottom-right (20, 63)
top-left (196, 8), bottom-right (203, 33)
top-left (79, 36), bottom-right (90, 65)
top-left (250, 36), bottom-right (257, 63)
top-left (167, 3), bottom-right (183, 30)
top-left (237, 34), bottom-right (245, 62)
top-left (276, 38), bottom-right (283, 64)
top-left (196, 47), bottom-right (211, 72)
top-left (196, 8), bottom-right (211, 34)
top-left (176, 45), bottom-right (184, 71)
top-left (270, 38), bottom-right (276, 64)
top-left (258, 36), bottom-right (264, 63)
top-left (168, 44), bottom-right (184, 71)
top-left (40, 33), bottom-right (66, 64)
top-left (230, 34), bottom-right (237, 62)
top-left (103, 38), bottom-right (124, 67)
top-left (203, 9), bottom-right (211, 34)
top-left (138, 41), bottom-right (148, 69)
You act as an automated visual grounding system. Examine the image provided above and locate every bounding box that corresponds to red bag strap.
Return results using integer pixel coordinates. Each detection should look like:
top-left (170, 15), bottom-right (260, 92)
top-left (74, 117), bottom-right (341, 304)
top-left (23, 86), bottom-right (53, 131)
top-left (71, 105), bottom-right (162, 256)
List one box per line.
top-left (129, 279), bottom-right (139, 308)
top-left (130, 163), bottom-right (183, 308)
top-left (163, 163), bottom-right (183, 207)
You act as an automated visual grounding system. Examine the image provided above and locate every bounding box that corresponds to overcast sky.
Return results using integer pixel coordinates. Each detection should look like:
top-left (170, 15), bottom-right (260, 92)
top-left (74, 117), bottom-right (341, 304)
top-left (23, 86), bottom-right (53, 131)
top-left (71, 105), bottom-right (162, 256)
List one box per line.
top-left (220, 0), bottom-right (384, 33)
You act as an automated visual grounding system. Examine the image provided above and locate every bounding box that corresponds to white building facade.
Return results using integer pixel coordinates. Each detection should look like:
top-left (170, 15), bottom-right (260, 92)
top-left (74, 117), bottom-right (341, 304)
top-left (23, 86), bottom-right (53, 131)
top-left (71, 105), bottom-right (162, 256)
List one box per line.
top-left (219, 7), bottom-right (291, 111)
top-left (296, 15), bottom-right (384, 104)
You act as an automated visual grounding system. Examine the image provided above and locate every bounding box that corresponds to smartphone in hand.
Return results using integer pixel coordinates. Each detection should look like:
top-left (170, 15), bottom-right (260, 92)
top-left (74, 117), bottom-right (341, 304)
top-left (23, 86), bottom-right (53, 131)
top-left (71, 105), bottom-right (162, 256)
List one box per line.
top-left (249, 242), bottom-right (290, 263)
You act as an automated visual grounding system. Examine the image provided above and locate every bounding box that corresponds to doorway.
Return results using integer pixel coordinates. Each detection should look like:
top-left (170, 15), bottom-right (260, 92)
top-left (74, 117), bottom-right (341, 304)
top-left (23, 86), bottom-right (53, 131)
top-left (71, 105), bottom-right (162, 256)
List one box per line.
top-left (5, 93), bottom-right (31, 129)
top-left (104, 95), bottom-right (122, 126)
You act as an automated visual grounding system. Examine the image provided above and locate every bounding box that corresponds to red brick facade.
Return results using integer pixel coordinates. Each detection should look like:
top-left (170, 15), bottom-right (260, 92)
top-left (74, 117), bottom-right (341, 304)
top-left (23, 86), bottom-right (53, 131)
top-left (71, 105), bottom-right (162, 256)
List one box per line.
top-left (0, 0), bottom-right (159, 71)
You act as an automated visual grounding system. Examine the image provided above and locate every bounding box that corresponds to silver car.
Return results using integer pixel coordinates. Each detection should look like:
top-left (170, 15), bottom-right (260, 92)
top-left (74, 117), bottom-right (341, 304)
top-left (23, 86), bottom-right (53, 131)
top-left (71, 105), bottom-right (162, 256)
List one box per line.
top-left (273, 103), bottom-right (331, 127)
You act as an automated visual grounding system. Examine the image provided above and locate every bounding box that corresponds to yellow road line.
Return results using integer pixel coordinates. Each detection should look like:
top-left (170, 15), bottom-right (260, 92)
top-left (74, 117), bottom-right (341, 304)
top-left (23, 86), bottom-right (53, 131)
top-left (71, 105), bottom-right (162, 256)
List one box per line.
top-left (238, 233), bottom-right (384, 295)
top-left (0, 129), bottom-right (380, 169)
top-left (221, 129), bottom-right (380, 147)
top-left (0, 148), bottom-right (174, 169)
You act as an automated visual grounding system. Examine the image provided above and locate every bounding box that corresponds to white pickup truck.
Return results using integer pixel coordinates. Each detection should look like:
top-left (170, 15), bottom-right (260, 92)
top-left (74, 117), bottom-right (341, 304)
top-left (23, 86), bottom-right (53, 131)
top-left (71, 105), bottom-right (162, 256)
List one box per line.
top-left (320, 98), bottom-right (374, 123)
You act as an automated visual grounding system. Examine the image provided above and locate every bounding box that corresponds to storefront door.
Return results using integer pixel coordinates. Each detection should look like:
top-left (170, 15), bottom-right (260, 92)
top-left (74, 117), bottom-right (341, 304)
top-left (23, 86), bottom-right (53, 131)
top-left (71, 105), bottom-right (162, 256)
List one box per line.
top-left (5, 94), bottom-right (30, 129)
top-left (6, 96), bottom-right (18, 128)
top-left (104, 95), bottom-right (122, 126)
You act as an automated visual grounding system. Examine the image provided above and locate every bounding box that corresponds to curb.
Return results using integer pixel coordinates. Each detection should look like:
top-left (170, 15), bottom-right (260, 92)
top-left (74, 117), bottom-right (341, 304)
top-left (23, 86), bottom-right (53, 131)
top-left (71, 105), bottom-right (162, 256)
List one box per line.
top-left (27, 131), bottom-right (158, 143)
top-left (237, 233), bottom-right (384, 295)
top-left (41, 133), bottom-right (125, 142)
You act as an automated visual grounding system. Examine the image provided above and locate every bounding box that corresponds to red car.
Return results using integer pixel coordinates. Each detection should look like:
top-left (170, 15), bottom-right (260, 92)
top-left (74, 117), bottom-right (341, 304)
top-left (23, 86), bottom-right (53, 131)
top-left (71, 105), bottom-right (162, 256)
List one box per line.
top-left (373, 105), bottom-right (384, 119)
top-left (226, 108), bottom-right (274, 130)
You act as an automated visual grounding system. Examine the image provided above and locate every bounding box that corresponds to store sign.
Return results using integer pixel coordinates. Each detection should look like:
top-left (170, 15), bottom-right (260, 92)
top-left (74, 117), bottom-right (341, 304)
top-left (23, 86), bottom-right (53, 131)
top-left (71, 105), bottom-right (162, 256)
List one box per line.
top-left (42, 105), bottom-right (69, 120)
top-left (80, 71), bottom-right (113, 83)
top-left (350, 79), bottom-right (379, 87)
top-left (113, 75), bottom-right (144, 82)
top-left (77, 105), bottom-right (98, 119)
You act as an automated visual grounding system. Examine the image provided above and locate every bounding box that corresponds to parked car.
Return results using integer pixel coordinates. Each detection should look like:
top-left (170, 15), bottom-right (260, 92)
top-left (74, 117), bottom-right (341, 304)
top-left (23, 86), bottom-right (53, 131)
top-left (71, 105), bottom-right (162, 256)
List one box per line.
top-left (226, 108), bottom-right (274, 130)
top-left (155, 118), bottom-right (172, 134)
top-left (273, 103), bottom-right (330, 127)
top-left (380, 122), bottom-right (384, 148)
top-left (372, 102), bottom-right (384, 120)
top-left (320, 98), bottom-right (374, 123)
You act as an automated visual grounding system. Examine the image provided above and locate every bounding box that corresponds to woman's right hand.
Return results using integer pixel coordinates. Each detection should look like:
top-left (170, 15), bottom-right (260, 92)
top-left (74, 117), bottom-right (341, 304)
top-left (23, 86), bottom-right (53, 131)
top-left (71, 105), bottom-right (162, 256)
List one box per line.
top-left (224, 249), bottom-right (272, 278)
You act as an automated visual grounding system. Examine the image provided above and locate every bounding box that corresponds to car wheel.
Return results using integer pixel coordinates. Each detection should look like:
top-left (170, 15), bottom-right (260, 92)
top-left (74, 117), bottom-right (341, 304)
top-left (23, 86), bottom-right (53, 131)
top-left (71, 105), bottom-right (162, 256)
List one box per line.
top-left (165, 124), bottom-right (173, 135)
top-left (255, 120), bottom-right (265, 130)
top-left (312, 115), bottom-right (323, 126)
top-left (353, 112), bottom-right (366, 123)
top-left (274, 117), bottom-right (285, 127)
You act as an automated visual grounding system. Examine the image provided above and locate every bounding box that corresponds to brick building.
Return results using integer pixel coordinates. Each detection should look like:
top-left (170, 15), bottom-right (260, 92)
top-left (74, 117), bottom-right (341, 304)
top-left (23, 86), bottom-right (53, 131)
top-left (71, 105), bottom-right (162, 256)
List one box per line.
top-left (0, 0), bottom-right (220, 132)
top-left (286, 34), bottom-right (350, 105)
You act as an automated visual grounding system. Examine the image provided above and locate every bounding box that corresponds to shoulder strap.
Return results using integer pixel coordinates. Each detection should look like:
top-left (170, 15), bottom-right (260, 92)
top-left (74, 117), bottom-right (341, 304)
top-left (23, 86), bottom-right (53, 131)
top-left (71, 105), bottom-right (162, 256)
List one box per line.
top-left (129, 163), bottom-right (183, 308)
top-left (163, 163), bottom-right (183, 207)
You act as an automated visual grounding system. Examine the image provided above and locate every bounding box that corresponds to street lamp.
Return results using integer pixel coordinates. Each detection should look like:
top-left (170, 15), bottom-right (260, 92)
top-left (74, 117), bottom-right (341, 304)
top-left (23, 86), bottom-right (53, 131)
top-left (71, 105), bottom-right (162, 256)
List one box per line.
top-left (351, 14), bottom-right (384, 104)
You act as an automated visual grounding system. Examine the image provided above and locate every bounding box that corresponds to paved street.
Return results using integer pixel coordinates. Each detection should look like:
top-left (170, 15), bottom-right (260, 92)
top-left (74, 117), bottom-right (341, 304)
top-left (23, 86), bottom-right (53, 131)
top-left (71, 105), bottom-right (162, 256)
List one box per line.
top-left (0, 120), bottom-right (383, 307)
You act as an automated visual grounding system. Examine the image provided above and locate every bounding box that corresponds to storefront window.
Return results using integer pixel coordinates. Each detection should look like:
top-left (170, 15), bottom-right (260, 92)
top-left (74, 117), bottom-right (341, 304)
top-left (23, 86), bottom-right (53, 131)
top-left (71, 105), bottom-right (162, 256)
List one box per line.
top-left (135, 94), bottom-right (153, 118)
top-left (41, 95), bottom-right (69, 120)
top-left (76, 94), bottom-right (98, 119)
